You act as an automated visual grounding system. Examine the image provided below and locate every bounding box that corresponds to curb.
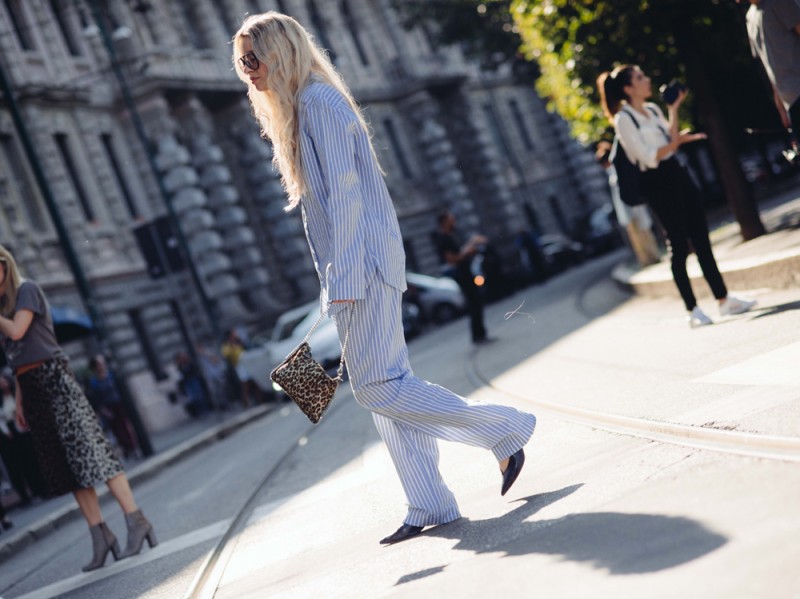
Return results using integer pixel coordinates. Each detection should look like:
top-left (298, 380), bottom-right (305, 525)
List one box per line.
top-left (0, 404), bottom-right (275, 565)
top-left (612, 251), bottom-right (800, 299)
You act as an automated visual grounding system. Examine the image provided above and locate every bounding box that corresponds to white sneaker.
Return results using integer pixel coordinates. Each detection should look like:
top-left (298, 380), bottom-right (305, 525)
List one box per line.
top-left (719, 295), bottom-right (757, 317)
top-left (688, 306), bottom-right (713, 328)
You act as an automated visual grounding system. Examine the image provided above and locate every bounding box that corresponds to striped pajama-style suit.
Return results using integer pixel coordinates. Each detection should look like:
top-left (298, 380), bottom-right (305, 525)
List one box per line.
top-left (297, 80), bottom-right (536, 527)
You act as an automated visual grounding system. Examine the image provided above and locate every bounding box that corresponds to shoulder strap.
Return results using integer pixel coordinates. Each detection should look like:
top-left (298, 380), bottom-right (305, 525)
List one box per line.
top-left (620, 107), bottom-right (641, 129)
top-left (301, 303), bottom-right (355, 381)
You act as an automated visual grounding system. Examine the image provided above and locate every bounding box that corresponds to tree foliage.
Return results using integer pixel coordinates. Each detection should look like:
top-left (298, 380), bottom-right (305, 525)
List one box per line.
top-left (397, 0), bottom-right (779, 147)
top-left (393, 0), bottom-right (538, 79)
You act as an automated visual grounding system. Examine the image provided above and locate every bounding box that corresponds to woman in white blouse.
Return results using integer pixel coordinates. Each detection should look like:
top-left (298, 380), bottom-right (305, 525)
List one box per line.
top-left (598, 65), bottom-right (755, 327)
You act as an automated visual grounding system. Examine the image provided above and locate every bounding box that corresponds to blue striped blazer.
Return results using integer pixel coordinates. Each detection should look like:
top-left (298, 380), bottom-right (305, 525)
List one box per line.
top-left (297, 80), bottom-right (407, 308)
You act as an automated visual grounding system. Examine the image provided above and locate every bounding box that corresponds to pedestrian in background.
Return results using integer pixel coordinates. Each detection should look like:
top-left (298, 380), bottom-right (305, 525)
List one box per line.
top-left (597, 65), bottom-right (757, 327)
top-left (740, 0), bottom-right (800, 141)
top-left (220, 329), bottom-right (254, 407)
top-left (0, 373), bottom-right (45, 505)
top-left (432, 210), bottom-right (494, 344)
top-left (196, 343), bottom-right (229, 410)
top-left (174, 350), bottom-right (210, 418)
top-left (595, 140), bottom-right (661, 267)
top-left (233, 12), bottom-right (535, 545)
top-left (0, 245), bottom-right (156, 572)
top-left (86, 354), bottom-right (138, 459)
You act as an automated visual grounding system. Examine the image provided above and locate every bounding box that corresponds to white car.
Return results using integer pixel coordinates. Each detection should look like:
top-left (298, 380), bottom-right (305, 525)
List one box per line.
top-left (239, 301), bottom-right (342, 394)
top-left (404, 272), bottom-right (466, 324)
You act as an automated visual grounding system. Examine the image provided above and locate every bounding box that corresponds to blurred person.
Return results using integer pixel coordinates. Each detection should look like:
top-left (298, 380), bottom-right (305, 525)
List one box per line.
top-left (432, 210), bottom-right (494, 344)
top-left (233, 12), bottom-right (536, 545)
top-left (0, 374), bottom-right (45, 504)
top-left (196, 343), bottom-right (229, 409)
top-left (595, 140), bottom-right (661, 267)
top-left (598, 65), bottom-right (757, 327)
top-left (740, 0), bottom-right (800, 142)
top-left (514, 228), bottom-right (549, 283)
top-left (220, 328), bottom-right (255, 406)
top-left (86, 355), bottom-right (138, 459)
top-left (174, 351), bottom-right (209, 418)
top-left (0, 246), bottom-right (156, 571)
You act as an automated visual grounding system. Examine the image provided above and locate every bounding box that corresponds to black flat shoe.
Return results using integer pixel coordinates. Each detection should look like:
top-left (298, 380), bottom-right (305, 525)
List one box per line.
top-left (500, 449), bottom-right (525, 496)
top-left (379, 523), bottom-right (424, 545)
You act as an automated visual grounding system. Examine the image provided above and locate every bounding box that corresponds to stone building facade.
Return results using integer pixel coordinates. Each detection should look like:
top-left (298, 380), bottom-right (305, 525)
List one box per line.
top-left (0, 0), bottom-right (608, 431)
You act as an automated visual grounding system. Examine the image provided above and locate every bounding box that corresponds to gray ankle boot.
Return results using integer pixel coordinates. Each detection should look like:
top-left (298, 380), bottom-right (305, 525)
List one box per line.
top-left (118, 510), bottom-right (158, 559)
top-left (82, 522), bottom-right (120, 572)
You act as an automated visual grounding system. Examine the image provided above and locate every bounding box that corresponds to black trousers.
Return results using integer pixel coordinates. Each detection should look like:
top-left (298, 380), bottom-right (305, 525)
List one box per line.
top-left (641, 157), bottom-right (727, 311)
top-left (453, 275), bottom-right (487, 343)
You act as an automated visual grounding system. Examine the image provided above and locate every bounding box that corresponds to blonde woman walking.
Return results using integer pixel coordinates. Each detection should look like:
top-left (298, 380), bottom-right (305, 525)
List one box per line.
top-left (233, 13), bottom-right (536, 545)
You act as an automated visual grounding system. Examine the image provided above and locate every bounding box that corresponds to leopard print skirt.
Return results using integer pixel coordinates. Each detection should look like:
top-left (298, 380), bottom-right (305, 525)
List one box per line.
top-left (18, 358), bottom-right (124, 498)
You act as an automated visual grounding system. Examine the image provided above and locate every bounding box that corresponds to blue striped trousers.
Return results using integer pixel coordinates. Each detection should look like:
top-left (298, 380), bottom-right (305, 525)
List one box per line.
top-left (331, 276), bottom-right (536, 527)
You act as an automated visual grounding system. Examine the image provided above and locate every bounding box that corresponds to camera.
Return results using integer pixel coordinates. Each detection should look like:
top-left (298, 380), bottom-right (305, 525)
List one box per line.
top-left (660, 79), bottom-right (687, 105)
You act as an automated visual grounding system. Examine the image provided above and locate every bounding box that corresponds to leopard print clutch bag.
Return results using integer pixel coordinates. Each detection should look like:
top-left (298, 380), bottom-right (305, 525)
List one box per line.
top-left (270, 304), bottom-right (354, 424)
top-left (271, 342), bottom-right (340, 423)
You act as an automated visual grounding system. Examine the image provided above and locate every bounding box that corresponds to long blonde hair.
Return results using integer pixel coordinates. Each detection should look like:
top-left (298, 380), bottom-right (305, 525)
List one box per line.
top-left (232, 12), bottom-right (371, 210)
top-left (0, 245), bottom-right (23, 317)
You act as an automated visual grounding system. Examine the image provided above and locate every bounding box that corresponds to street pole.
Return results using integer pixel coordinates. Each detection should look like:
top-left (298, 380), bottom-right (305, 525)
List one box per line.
top-left (0, 58), bottom-right (154, 456)
top-left (87, 0), bottom-right (220, 341)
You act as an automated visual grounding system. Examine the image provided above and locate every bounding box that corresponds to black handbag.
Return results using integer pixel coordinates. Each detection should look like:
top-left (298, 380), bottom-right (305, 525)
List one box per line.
top-left (613, 106), bottom-right (669, 207)
top-left (270, 304), bottom-right (354, 424)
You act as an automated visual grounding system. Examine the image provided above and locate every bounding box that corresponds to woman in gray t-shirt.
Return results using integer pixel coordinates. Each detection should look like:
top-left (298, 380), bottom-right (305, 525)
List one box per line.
top-left (0, 245), bottom-right (157, 572)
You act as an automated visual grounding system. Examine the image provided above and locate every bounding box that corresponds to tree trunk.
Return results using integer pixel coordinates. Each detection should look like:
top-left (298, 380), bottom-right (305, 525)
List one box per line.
top-left (674, 17), bottom-right (765, 241)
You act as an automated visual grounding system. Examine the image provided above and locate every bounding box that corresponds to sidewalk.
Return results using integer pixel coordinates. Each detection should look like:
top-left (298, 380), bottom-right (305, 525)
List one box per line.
top-left (0, 403), bottom-right (275, 563)
top-left (611, 186), bottom-right (800, 297)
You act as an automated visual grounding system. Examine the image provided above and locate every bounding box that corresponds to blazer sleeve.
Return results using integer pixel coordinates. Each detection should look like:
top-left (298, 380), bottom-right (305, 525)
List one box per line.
top-left (303, 97), bottom-right (366, 302)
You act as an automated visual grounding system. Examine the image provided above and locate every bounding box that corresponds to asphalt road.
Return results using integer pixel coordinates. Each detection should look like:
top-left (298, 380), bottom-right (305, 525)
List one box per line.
top-left (2, 251), bottom-right (799, 598)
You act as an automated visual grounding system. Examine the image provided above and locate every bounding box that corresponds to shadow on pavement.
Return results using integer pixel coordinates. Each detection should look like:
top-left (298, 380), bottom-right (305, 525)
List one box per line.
top-left (422, 484), bottom-right (727, 576)
top-left (746, 300), bottom-right (800, 321)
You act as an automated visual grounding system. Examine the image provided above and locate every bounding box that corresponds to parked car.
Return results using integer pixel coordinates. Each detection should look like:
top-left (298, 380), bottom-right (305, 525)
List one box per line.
top-left (404, 272), bottom-right (466, 324)
top-left (239, 301), bottom-right (340, 395)
top-left (538, 234), bottom-right (585, 274)
top-left (580, 204), bottom-right (624, 257)
top-left (242, 298), bottom-right (423, 394)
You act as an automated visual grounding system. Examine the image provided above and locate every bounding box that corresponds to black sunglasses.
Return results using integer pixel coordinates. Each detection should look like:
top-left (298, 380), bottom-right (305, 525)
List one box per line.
top-left (238, 52), bottom-right (260, 71)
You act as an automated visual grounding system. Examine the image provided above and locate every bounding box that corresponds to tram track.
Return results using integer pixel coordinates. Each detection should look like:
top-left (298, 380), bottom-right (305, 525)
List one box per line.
top-left (185, 261), bottom-right (799, 598)
top-left (468, 266), bottom-right (800, 464)
top-left (182, 396), bottom-right (349, 599)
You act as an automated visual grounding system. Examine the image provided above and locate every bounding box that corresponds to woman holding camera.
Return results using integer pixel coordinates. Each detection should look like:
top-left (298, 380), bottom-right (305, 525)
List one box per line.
top-left (598, 65), bottom-right (755, 327)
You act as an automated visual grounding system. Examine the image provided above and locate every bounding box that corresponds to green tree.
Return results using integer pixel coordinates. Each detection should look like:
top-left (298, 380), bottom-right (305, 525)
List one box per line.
top-left (398, 0), bottom-right (773, 239)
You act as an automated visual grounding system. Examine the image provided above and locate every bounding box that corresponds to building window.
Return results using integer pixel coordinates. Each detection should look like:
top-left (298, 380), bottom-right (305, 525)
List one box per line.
top-left (49, 0), bottom-right (83, 56)
top-left (306, 0), bottom-right (336, 62)
top-left (100, 134), bottom-right (139, 218)
top-left (0, 135), bottom-right (47, 231)
top-left (482, 103), bottom-right (513, 159)
top-left (175, 0), bottom-right (207, 48)
top-left (341, 0), bottom-right (369, 66)
top-left (209, 0), bottom-right (235, 36)
top-left (3, 0), bottom-right (35, 50)
top-left (53, 133), bottom-right (95, 222)
top-left (129, 308), bottom-right (168, 381)
top-left (383, 119), bottom-right (413, 179)
top-left (508, 99), bottom-right (534, 151)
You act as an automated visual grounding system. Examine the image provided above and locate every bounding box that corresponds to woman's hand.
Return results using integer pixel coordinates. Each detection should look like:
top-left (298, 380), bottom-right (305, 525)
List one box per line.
top-left (330, 300), bottom-right (355, 304)
top-left (677, 128), bottom-right (707, 145)
top-left (14, 384), bottom-right (26, 431)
